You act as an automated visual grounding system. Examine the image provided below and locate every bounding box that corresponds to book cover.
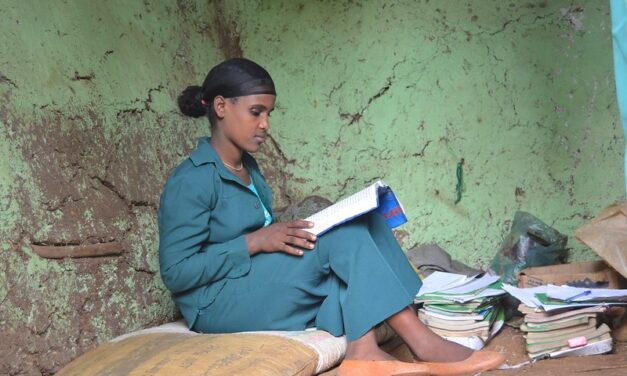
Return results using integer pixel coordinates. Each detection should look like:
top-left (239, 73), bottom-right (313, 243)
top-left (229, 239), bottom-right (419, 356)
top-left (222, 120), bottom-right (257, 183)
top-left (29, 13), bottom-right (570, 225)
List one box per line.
top-left (524, 321), bottom-right (596, 340)
top-left (523, 305), bottom-right (606, 324)
top-left (545, 336), bottom-right (613, 359)
top-left (305, 180), bottom-right (406, 236)
top-left (429, 326), bottom-right (490, 338)
top-left (522, 314), bottom-right (596, 332)
top-left (526, 324), bottom-right (610, 353)
top-left (418, 311), bottom-right (492, 331)
top-left (528, 332), bottom-right (612, 359)
top-left (421, 306), bottom-right (488, 321)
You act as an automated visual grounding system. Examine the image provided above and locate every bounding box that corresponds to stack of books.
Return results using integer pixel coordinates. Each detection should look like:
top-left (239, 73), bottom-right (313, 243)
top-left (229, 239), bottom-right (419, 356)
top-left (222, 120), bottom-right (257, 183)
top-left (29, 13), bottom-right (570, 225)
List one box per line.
top-left (414, 272), bottom-right (506, 350)
top-left (519, 305), bottom-right (611, 359)
top-left (503, 284), bottom-right (627, 359)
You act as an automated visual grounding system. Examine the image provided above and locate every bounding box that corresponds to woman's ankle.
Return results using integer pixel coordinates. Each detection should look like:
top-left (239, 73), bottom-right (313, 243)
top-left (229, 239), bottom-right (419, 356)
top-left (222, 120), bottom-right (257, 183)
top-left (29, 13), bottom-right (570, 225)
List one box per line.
top-left (346, 333), bottom-right (396, 361)
top-left (345, 345), bottom-right (396, 361)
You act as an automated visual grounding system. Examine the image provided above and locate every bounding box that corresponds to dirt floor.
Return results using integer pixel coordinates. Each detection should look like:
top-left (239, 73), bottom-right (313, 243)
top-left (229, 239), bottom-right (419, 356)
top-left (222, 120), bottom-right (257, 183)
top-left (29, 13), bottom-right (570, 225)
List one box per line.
top-left (322, 326), bottom-right (627, 375)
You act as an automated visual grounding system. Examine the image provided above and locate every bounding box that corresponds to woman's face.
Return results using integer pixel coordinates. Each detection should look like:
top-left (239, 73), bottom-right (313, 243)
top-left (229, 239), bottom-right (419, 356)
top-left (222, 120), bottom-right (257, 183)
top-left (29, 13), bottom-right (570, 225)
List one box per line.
top-left (216, 94), bottom-right (276, 153)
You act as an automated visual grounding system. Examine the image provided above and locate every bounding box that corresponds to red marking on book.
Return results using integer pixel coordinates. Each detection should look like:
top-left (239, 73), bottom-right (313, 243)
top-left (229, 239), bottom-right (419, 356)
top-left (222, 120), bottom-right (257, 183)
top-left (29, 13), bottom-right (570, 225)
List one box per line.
top-left (383, 206), bottom-right (403, 219)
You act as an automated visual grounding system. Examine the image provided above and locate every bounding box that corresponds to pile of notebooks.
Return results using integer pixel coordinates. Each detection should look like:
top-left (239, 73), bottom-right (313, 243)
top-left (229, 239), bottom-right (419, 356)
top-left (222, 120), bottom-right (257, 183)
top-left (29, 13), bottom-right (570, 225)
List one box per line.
top-left (519, 305), bottom-right (611, 359)
top-left (503, 284), bottom-right (627, 359)
top-left (414, 272), bottom-right (506, 350)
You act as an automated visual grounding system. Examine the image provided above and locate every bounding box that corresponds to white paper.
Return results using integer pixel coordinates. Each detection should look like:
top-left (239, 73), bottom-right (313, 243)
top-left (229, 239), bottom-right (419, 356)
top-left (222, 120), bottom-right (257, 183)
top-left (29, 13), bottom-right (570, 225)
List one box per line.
top-left (445, 288), bottom-right (507, 303)
top-left (547, 337), bottom-right (613, 359)
top-left (441, 274), bottom-right (500, 294)
top-left (416, 271), bottom-right (474, 296)
top-left (419, 308), bottom-right (486, 321)
top-left (546, 284), bottom-right (627, 302)
top-left (305, 180), bottom-right (386, 235)
top-left (501, 284), bottom-right (546, 308)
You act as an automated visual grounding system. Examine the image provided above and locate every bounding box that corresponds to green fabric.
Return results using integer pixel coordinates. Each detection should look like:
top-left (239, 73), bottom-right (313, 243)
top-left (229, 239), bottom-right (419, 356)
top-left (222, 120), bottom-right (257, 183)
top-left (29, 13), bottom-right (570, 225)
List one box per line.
top-left (159, 138), bottom-right (421, 340)
top-left (158, 137), bottom-right (273, 329)
top-left (192, 213), bottom-right (421, 340)
top-left (246, 178), bottom-right (272, 227)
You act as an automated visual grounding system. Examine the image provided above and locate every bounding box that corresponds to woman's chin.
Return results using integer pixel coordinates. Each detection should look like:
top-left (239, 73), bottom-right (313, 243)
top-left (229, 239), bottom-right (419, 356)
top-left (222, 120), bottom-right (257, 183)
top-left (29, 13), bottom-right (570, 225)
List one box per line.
top-left (246, 141), bottom-right (264, 153)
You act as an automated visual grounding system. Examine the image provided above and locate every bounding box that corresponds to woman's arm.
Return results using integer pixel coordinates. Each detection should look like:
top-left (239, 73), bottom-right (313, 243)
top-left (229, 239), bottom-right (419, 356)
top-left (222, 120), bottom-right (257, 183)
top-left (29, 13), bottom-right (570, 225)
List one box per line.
top-left (158, 169), bottom-right (251, 294)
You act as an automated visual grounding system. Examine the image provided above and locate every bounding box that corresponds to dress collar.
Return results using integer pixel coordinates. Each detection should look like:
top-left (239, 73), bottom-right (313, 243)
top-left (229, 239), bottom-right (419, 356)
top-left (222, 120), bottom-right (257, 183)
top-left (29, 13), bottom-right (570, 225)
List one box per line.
top-left (189, 137), bottom-right (257, 184)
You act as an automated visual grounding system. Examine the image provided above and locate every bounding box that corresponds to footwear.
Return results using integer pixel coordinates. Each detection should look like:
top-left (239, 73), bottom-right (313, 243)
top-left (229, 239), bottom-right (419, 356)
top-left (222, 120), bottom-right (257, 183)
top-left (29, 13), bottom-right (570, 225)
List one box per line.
top-left (414, 350), bottom-right (506, 375)
top-left (337, 359), bottom-right (430, 376)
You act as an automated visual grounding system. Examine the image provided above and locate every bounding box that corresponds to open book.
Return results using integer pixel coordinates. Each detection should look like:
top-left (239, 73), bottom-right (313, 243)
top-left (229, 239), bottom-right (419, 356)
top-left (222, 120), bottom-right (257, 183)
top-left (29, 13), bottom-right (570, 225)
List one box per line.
top-left (305, 180), bottom-right (406, 236)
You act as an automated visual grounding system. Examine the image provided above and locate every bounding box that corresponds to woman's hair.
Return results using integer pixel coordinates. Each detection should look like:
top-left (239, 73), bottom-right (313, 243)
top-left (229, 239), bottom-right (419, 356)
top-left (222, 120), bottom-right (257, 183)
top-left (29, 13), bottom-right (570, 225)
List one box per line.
top-left (178, 58), bottom-right (276, 120)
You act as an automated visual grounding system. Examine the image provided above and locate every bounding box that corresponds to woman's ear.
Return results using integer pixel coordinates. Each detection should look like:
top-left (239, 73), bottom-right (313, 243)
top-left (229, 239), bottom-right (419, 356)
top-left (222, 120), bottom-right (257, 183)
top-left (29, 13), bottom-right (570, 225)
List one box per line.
top-left (213, 96), bottom-right (227, 119)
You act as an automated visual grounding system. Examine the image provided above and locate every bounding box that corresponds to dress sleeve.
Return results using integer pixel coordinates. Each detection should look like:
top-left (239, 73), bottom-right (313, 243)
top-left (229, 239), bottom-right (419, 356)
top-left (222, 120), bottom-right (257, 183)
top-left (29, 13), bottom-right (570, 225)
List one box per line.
top-left (158, 167), bottom-right (251, 294)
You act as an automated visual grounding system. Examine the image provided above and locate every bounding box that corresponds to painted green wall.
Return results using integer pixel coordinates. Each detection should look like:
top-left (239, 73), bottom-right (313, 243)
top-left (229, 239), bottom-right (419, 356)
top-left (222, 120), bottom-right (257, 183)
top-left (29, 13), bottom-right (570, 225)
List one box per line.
top-left (237, 0), bottom-right (624, 264)
top-left (0, 1), bottom-right (226, 373)
top-left (0, 0), bottom-right (623, 373)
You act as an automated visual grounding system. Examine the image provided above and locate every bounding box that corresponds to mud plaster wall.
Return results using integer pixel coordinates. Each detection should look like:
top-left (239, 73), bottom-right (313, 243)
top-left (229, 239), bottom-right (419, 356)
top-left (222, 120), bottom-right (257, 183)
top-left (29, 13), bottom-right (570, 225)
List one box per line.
top-left (0, 1), bottom-right (235, 374)
top-left (0, 0), bottom-right (624, 375)
top-left (235, 0), bottom-right (625, 263)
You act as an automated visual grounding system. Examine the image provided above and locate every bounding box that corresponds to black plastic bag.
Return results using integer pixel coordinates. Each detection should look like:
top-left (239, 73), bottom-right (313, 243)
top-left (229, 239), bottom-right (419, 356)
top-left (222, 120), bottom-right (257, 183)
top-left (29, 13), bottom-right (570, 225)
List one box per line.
top-left (489, 211), bottom-right (568, 286)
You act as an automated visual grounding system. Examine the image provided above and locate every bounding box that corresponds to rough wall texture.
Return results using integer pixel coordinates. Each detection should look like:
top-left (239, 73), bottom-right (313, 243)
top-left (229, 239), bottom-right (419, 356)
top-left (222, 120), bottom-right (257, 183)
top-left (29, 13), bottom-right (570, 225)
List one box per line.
top-left (235, 0), bottom-right (625, 264)
top-left (0, 1), bottom-right (233, 374)
top-left (0, 0), bottom-right (624, 374)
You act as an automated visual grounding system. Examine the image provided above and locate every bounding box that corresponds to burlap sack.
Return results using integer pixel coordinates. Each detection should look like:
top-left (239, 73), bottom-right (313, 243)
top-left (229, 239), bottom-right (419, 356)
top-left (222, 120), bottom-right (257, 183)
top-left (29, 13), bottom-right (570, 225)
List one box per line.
top-left (56, 332), bottom-right (318, 376)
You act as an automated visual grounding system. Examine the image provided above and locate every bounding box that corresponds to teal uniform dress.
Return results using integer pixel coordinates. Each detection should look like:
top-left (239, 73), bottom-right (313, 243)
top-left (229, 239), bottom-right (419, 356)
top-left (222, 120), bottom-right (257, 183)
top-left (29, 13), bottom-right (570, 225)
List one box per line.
top-left (158, 137), bottom-right (421, 341)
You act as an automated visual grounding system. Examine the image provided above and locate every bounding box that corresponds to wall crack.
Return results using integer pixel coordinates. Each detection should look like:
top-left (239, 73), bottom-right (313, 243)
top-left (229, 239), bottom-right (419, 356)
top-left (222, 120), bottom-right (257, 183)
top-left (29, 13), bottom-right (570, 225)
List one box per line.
top-left (338, 58), bottom-right (406, 127)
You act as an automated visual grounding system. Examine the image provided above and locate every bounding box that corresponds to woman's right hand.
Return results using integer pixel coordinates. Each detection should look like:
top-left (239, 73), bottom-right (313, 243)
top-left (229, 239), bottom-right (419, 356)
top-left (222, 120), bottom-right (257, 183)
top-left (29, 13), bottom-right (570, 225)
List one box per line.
top-left (245, 220), bottom-right (317, 256)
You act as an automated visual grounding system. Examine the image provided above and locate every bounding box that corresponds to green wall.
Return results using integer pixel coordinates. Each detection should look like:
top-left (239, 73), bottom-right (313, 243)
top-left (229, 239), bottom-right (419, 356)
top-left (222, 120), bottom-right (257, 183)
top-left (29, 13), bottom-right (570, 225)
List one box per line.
top-left (239, 0), bottom-right (624, 265)
top-left (0, 0), bottom-right (623, 373)
top-left (0, 1), bottom-right (224, 373)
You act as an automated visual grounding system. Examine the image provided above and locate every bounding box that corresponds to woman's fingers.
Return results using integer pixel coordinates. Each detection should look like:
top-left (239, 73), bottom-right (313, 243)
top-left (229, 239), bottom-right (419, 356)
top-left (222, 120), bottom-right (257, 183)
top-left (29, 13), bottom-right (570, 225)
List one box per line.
top-left (285, 235), bottom-right (315, 250)
top-left (280, 244), bottom-right (305, 256)
top-left (285, 227), bottom-right (317, 242)
top-left (252, 221), bottom-right (317, 256)
top-left (287, 220), bottom-right (314, 229)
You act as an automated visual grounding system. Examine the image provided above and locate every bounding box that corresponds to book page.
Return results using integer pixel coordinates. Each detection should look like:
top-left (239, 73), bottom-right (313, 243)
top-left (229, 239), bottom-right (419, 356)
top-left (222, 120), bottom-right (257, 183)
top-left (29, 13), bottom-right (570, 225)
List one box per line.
top-left (305, 180), bottom-right (386, 235)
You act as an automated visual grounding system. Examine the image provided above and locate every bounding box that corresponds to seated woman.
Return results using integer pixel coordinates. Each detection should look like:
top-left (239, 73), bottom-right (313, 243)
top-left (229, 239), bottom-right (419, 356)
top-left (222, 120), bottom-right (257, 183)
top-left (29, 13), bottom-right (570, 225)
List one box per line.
top-left (158, 58), bottom-right (504, 375)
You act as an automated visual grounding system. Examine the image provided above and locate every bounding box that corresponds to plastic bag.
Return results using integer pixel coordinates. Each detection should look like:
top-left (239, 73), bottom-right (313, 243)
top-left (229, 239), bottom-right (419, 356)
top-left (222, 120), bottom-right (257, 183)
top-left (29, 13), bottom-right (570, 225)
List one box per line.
top-left (489, 211), bottom-right (568, 285)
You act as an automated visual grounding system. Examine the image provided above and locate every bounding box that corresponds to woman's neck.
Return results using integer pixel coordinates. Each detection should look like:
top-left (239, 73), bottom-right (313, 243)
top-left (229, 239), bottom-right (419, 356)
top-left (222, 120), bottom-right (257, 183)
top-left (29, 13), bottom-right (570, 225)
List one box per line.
top-left (210, 135), bottom-right (243, 168)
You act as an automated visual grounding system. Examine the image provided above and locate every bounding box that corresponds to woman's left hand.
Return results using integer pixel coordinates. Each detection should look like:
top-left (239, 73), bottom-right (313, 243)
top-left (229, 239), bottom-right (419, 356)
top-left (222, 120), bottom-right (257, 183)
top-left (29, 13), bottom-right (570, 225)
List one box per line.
top-left (245, 220), bottom-right (317, 256)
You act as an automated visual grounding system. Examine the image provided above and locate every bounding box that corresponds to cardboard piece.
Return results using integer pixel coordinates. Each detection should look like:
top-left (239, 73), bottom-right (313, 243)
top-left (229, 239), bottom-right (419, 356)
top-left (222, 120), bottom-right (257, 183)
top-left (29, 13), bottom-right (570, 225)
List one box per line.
top-left (518, 260), bottom-right (623, 289)
top-left (575, 202), bottom-right (627, 279)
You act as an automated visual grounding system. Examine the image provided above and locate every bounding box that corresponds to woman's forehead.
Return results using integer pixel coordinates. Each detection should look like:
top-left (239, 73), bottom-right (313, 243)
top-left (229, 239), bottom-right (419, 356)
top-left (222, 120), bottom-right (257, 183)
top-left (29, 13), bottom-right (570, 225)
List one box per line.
top-left (236, 94), bottom-right (276, 107)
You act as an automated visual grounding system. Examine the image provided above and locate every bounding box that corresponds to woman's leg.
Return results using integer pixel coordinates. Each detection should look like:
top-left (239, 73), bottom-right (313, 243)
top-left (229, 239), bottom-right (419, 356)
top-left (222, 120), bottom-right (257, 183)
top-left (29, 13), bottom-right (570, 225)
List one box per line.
top-left (386, 306), bottom-right (473, 362)
top-left (317, 213), bottom-right (473, 362)
top-left (343, 306), bottom-right (473, 363)
top-left (344, 329), bottom-right (396, 361)
top-left (314, 213), bottom-right (421, 341)
top-left (192, 249), bottom-right (329, 333)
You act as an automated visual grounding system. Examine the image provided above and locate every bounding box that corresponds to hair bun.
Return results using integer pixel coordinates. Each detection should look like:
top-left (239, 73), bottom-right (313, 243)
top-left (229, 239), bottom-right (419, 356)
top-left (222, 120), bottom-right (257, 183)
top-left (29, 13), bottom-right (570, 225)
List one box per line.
top-left (177, 85), bottom-right (207, 118)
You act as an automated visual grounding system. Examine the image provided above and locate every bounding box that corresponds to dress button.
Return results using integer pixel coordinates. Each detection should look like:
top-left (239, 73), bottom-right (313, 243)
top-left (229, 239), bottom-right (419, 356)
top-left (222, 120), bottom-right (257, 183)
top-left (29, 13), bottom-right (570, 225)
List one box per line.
top-left (254, 202), bottom-right (261, 209)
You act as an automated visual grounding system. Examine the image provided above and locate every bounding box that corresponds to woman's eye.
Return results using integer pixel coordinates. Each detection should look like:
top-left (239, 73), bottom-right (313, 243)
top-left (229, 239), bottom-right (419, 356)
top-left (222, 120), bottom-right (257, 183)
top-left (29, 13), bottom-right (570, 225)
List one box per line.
top-left (250, 110), bottom-right (260, 117)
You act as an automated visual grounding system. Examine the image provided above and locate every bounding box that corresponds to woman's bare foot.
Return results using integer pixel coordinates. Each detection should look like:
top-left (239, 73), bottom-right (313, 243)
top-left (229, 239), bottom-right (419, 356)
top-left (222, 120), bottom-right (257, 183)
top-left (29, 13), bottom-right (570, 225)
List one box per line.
top-left (386, 307), bottom-right (474, 362)
top-left (412, 337), bottom-right (473, 362)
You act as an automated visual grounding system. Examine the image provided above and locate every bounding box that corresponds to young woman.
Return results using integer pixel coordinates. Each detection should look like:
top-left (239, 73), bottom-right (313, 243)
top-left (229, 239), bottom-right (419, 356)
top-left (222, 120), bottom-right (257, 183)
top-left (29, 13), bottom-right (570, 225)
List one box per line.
top-left (158, 58), bottom-right (504, 375)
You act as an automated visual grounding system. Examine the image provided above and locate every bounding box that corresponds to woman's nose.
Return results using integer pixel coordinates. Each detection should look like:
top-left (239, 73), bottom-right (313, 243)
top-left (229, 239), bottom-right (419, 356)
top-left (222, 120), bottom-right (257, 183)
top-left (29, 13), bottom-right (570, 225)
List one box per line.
top-left (260, 116), bottom-right (270, 130)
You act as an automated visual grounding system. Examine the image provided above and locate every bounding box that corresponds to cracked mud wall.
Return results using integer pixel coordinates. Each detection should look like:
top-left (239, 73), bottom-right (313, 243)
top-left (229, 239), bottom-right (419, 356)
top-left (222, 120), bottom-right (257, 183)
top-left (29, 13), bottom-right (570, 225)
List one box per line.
top-left (0, 1), bottom-right (240, 374)
top-left (0, 0), bottom-right (625, 374)
top-left (233, 0), bottom-right (625, 264)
